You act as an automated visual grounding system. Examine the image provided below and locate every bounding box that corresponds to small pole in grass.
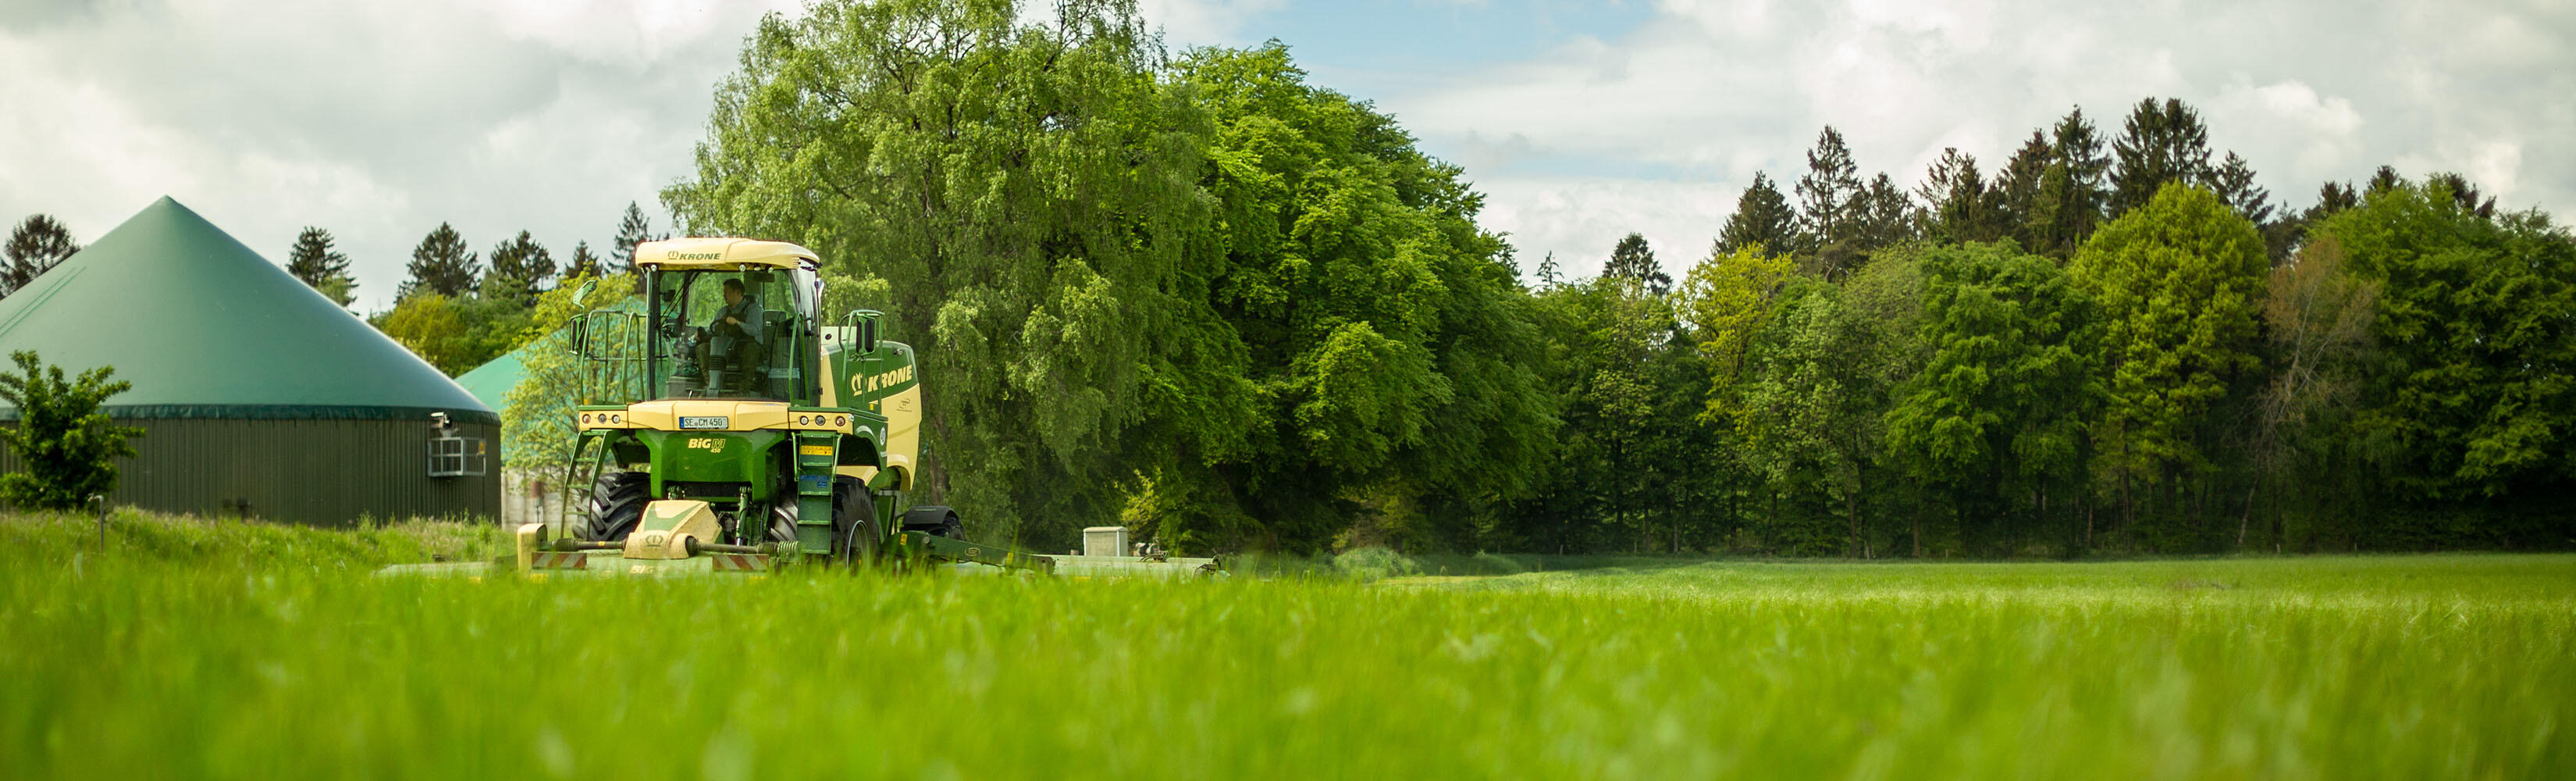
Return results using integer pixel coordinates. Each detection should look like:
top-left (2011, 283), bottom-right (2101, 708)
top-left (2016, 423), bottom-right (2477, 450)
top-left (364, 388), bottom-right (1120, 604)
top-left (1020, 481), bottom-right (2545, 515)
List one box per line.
top-left (93, 494), bottom-right (109, 550)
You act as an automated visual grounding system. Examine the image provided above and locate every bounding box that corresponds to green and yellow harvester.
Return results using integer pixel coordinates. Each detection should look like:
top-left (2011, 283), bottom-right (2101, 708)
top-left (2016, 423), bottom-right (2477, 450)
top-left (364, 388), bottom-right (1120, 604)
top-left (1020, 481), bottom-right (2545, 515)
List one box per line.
top-left (415, 237), bottom-right (1213, 579)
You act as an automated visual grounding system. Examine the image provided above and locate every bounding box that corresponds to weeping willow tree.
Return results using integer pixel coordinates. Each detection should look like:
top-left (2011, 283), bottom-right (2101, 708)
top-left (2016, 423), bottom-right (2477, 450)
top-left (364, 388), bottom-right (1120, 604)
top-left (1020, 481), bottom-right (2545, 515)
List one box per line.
top-left (667, 0), bottom-right (1555, 553)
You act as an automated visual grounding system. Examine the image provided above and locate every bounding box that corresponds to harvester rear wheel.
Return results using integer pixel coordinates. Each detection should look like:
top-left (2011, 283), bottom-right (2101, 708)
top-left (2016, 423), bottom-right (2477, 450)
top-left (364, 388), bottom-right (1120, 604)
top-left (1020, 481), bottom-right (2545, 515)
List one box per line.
top-left (584, 472), bottom-right (650, 541)
top-left (831, 477), bottom-right (881, 565)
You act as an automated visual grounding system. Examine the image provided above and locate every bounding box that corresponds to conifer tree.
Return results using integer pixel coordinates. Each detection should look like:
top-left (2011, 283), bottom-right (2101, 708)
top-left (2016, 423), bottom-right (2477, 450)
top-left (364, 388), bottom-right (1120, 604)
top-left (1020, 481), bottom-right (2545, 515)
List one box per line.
top-left (2109, 98), bottom-right (2213, 216)
top-left (1992, 131), bottom-right (2051, 247)
top-left (1796, 126), bottom-right (1866, 277)
top-left (2425, 173), bottom-right (2498, 219)
top-left (1916, 148), bottom-right (1994, 244)
top-left (2030, 107), bottom-right (2109, 258)
top-left (610, 201), bottom-right (657, 274)
top-left (401, 223), bottom-right (479, 301)
top-left (283, 226), bottom-right (357, 306)
top-left (482, 230), bottom-right (555, 302)
top-left (2, 215), bottom-right (80, 296)
top-left (2310, 181), bottom-right (2360, 219)
top-left (1854, 173), bottom-right (1916, 251)
top-left (564, 241), bottom-right (601, 280)
top-left (2364, 166), bottom-right (2403, 197)
top-left (1717, 172), bottom-right (1799, 256)
top-left (1795, 127), bottom-right (1863, 251)
top-left (2205, 152), bottom-right (2273, 224)
top-left (1604, 233), bottom-right (1670, 295)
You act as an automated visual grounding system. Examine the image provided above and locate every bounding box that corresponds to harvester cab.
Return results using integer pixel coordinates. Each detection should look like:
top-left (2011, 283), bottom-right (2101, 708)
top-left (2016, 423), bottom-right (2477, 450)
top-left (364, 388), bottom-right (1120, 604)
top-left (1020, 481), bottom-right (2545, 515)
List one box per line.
top-left (525, 237), bottom-right (1059, 577)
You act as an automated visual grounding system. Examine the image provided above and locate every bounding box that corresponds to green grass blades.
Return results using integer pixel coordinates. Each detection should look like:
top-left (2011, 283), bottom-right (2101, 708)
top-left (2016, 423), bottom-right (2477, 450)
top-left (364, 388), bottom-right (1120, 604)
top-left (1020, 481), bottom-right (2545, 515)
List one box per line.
top-left (2, 513), bottom-right (2569, 779)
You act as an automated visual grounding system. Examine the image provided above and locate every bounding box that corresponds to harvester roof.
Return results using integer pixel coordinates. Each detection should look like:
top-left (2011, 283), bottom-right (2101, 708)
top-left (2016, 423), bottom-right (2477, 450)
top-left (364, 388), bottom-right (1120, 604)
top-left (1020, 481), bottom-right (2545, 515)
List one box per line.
top-left (0, 197), bottom-right (495, 423)
top-left (635, 237), bottom-right (818, 270)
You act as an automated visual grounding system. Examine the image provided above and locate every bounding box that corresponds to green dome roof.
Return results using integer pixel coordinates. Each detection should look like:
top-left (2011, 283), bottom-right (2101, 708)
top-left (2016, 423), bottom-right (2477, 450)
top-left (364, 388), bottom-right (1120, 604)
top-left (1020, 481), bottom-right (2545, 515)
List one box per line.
top-left (0, 197), bottom-right (496, 424)
top-left (453, 348), bottom-right (525, 413)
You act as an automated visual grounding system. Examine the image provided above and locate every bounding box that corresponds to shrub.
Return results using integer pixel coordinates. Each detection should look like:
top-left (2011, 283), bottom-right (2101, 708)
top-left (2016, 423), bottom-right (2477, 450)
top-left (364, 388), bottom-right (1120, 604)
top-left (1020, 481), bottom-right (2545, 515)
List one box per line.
top-left (0, 351), bottom-right (142, 510)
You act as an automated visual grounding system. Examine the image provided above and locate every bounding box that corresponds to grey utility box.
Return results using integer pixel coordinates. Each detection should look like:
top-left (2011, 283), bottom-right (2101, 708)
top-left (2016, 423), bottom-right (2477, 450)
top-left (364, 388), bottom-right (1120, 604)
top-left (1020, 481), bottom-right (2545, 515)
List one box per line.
top-left (1083, 526), bottom-right (1131, 558)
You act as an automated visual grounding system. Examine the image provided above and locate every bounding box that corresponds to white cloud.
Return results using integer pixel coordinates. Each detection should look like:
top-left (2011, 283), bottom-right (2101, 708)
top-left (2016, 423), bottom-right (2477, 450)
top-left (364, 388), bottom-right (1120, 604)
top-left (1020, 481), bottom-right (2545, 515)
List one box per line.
top-left (2207, 78), bottom-right (2366, 186)
top-left (1476, 177), bottom-right (1740, 280)
top-left (1137, 0), bottom-right (1286, 45)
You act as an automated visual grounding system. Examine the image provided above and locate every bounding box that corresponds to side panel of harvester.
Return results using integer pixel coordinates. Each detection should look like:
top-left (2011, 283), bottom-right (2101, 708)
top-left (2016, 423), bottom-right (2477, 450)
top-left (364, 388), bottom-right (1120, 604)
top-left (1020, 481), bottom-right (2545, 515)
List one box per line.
top-left (819, 324), bottom-right (923, 494)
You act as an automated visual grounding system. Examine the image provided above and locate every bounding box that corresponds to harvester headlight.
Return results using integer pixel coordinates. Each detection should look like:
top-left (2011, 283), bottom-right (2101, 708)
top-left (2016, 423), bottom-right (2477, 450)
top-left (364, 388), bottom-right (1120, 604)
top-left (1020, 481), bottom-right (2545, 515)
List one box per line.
top-left (799, 415), bottom-right (810, 426)
top-left (610, 415), bottom-right (621, 424)
top-left (834, 415), bottom-right (846, 426)
top-left (581, 414), bottom-right (591, 424)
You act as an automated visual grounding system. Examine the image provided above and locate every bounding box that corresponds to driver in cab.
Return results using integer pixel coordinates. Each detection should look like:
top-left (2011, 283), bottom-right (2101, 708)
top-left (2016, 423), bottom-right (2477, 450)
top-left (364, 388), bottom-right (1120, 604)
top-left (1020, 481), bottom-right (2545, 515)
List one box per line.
top-left (699, 277), bottom-right (763, 390)
top-left (710, 278), bottom-right (757, 338)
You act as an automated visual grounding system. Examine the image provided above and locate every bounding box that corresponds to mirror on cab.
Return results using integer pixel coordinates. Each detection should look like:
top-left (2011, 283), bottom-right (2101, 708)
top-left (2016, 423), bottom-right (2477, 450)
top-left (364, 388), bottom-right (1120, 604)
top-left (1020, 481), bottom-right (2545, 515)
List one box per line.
top-left (848, 309), bottom-right (882, 354)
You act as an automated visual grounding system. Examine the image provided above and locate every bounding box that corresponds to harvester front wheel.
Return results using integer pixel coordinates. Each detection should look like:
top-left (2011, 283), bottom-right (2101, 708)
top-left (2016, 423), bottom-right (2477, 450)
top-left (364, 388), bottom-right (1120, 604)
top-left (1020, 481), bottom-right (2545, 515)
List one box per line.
top-left (831, 477), bottom-right (881, 565)
top-left (584, 472), bottom-right (650, 541)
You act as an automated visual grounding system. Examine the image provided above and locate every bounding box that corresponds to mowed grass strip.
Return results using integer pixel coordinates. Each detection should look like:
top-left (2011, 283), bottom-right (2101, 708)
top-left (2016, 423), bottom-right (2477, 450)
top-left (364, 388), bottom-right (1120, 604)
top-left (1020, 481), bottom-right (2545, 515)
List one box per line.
top-left (2, 512), bottom-right (2568, 780)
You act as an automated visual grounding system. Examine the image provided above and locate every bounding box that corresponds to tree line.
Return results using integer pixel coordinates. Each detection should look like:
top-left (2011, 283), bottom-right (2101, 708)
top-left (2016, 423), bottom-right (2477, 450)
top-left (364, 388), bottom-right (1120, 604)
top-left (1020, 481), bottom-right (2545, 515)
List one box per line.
top-left (14, 0), bottom-right (2566, 555)
top-left (656, 0), bottom-right (2574, 555)
top-left (365, 202), bottom-right (664, 375)
top-left (1502, 101), bottom-right (2572, 557)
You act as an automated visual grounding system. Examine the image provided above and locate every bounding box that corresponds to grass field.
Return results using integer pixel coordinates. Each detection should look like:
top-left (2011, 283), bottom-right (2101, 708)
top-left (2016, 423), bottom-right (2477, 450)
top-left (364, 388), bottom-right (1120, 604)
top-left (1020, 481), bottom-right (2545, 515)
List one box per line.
top-left (3, 511), bottom-right (2570, 779)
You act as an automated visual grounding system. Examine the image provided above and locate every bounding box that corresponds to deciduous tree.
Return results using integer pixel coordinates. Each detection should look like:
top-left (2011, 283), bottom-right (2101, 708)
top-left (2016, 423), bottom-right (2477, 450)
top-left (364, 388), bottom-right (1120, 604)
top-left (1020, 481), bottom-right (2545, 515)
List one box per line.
top-left (2069, 184), bottom-right (2267, 533)
top-left (2245, 236), bottom-right (2375, 547)
top-left (1884, 241), bottom-right (2097, 553)
top-left (1679, 244), bottom-right (1795, 405)
top-left (2315, 179), bottom-right (2576, 512)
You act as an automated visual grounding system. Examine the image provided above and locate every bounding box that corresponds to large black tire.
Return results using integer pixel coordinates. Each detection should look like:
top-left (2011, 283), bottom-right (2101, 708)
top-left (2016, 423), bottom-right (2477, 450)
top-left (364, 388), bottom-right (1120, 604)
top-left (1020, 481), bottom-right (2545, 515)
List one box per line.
top-left (584, 472), bottom-right (650, 541)
top-left (831, 477), bottom-right (881, 566)
top-left (764, 501), bottom-right (799, 546)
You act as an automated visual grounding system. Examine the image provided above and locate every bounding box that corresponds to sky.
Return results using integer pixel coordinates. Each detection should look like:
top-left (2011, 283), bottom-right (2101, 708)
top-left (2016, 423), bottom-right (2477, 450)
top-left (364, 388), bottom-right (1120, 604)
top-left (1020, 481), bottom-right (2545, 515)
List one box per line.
top-left (3, 0), bottom-right (2569, 312)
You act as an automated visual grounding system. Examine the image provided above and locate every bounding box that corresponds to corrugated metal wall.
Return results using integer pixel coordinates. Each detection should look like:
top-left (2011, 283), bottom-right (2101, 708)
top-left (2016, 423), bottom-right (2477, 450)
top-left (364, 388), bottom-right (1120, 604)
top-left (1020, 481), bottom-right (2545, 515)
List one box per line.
top-left (0, 417), bottom-right (500, 526)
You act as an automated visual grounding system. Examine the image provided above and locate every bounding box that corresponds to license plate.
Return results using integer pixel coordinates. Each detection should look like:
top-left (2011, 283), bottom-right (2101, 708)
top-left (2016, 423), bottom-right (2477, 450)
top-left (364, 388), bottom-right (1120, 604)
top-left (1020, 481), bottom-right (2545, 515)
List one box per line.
top-left (679, 416), bottom-right (730, 430)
